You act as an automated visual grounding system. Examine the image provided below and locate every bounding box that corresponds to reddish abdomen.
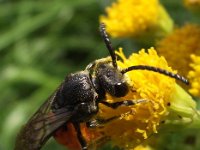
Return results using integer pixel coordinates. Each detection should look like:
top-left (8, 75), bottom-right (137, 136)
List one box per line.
top-left (54, 123), bottom-right (82, 150)
top-left (54, 122), bottom-right (102, 150)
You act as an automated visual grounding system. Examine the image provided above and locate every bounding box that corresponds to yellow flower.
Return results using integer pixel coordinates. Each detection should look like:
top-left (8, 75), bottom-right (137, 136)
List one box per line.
top-left (95, 48), bottom-right (196, 149)
top-left (184, 0), bottom-right (200, 13)
top-left (100, 0), bottom-right (173, 39)
top-left (188, 54), bottom-right (200, 96)
top-left (156, 24), bottom-right (200, 78)
top-left (133, 145), bottom-right (153, 150)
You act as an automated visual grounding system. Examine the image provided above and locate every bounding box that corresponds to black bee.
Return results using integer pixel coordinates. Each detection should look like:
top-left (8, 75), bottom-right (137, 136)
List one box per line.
top-left (15, 23), bottom-right (189, 150)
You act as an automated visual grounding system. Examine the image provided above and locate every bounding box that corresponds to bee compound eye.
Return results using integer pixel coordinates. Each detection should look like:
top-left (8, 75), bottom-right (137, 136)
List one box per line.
top-left (114, 82), bottom-right (128, 97)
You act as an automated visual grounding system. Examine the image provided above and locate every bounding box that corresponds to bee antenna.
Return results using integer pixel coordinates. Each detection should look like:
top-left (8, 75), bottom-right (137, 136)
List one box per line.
top-left (100, 23), bottom-right (117, 68)
top-left (121, 65), bottom-right (189, 85)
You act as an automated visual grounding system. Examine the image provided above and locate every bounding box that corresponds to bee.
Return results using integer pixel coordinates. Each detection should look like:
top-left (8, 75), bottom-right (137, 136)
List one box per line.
top-left (15, 23), bottom-right (189, 150)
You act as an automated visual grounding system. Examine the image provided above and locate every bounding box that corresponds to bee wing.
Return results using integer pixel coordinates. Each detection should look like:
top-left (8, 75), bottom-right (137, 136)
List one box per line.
top-left (15, 83), bottom-right (74, 150)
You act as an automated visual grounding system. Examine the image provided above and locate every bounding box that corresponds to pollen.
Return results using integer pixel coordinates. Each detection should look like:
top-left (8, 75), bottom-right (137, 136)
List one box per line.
top-left (100, 0), bottom-right (173, 38)
top-left (188, 54), bottom-right (200, 96)
top-left (96, 48), bottom-right (178, 148)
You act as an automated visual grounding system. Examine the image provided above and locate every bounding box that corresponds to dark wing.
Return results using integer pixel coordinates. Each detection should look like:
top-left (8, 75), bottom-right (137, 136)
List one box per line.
top-left (15, 83), bottom-right (74, 150)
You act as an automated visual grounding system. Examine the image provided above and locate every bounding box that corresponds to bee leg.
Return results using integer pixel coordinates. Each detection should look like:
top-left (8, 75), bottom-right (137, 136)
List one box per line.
top-left (87, 99), bottom-right (148, 128)
top-left (73, 123), bottom-right (88, 150)
top-left (100, 99), bottom-right (147, 109)
top-left (86, 116), bottom-right (119, 128)
top-left (87, 109), bottom-right (136, 128)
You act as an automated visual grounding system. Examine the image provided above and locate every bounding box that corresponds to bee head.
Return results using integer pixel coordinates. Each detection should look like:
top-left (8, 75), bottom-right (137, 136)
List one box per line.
top-left (96, 62), bottom-right (128, 97)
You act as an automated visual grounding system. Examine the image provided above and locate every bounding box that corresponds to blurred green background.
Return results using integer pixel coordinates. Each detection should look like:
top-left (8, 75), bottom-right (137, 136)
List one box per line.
top-left (0, 0), bottom-right (199, 150)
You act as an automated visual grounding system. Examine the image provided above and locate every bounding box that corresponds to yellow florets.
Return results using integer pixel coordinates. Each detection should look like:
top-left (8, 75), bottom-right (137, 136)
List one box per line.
top-left (133, 145), bottom-right (153, 150)
top-left (100, 0), bottom-right (173, 38)
top-left (188, 54), bottom-right (200, 96)
top-left (157, 24), bottom-right (200, 77)
top-left (96, 48), bottom-right (178, 148)
top-left (184, 0), bottom-right (200, 12)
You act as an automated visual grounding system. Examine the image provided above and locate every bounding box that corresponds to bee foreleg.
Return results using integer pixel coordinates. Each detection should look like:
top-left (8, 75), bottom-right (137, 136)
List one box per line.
top-left (100, 99), bottom-right (148, 109)
top-left (87, 99), bottom-right (148, 129)
top-left (86, 116), bottom-right (119, 128)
